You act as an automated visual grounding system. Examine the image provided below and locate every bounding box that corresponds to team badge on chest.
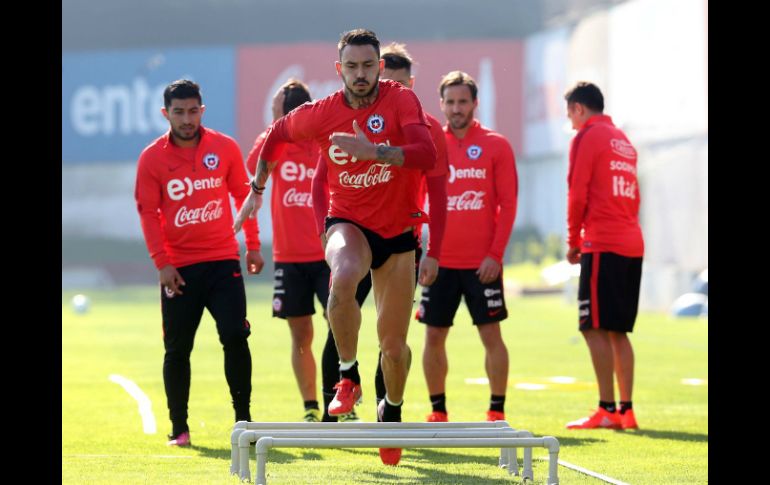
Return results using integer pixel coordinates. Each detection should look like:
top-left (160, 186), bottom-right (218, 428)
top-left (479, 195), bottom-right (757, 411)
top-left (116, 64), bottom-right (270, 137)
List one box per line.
top-left (467, 145), bottom-right (482, 160)
top-left (366, 114), bottom-right (385, 134)
top-left (202, 153), bottom-right (220, 170)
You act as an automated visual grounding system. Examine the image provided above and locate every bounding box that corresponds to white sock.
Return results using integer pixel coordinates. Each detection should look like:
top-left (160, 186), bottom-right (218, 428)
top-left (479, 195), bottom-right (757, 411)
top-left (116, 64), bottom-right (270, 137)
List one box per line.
top-left (384, 394), bottom-right (403, 407)
top-left (339, 359), bottom-right (357, 371)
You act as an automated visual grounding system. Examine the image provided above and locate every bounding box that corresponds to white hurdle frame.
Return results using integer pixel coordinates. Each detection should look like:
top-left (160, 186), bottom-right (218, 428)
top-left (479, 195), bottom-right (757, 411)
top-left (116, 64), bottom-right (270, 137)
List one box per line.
top-left (253, 436), bottom-right (560, 485)
top-left (237, 428), bottom-right (535, 482)
top-left (230, 420), bottom-right (530, 478)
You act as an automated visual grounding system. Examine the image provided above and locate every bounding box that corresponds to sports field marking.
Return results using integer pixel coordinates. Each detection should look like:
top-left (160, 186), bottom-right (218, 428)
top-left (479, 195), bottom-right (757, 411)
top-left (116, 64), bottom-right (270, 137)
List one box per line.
top-left (548, 376), bottom-right (577, 384)
top-left (108, 374), bottom-right (157, 434)
top-left (515, 383), bottom-right (548, 390)
top-left (537, 457), bottom-right (631, 485)
top-left (681, 378), bottom-right (707, 386)
top-left (464, 377), bottom-right (490, 385)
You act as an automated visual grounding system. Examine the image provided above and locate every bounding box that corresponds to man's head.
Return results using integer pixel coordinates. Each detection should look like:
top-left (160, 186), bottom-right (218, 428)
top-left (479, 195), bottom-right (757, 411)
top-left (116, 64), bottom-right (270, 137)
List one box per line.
top-left (381, 42), bottom-right (414, 89)
top-left (281, 78), bottom-right (312, 116)
top-left (161, 79), bottom-right (205, 142)
top-left (439, 71), bottom-right (478, 131)
top-left (336, 29), bottom-right (383, 98)
top-left (564, 81), bottom-right (604, 130)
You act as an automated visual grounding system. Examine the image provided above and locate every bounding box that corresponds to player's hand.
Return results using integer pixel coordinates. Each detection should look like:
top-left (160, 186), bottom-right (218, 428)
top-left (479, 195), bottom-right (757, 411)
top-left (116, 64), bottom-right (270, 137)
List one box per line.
top-left (418, 256), bottom-right (439, 287)
top-left (159, 265), bottom-right (185, 296)
top-left (271, 88), bottom-right (286, 121)
top-left (476, 256), bottom-right (501, 284)
top-left (233, 191), bottom-right (262, 234)
top-left (329, 120), bottom-right (376, 160)
top-left (566, 247), bottom-right (581, 265)
top-left (246, 250), bottom-right (264, 274)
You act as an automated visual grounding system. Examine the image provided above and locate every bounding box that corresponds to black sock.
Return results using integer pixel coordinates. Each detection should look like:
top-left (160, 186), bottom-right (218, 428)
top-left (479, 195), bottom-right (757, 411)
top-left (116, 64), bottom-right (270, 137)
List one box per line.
top-left (382, 400), bottom-right (402, 422)
top-left (599, 400), bottom-right (617, 413)
top-left (171, 422), bottom-right (189, 437)
top-left (430, 393), bottom-right (447, 413)
top-left (322, 392), bottom-right (338, 422)
top-left (339, 360), bottom-right (361, 384)
top-left (489, 394), bottom-right (506, 413)
top-left (619, 401), bottom-right (633, 415)
top-left (374, 351), bottom-right (386, 402)
top-left (304, 400), bottom-right (319, 411)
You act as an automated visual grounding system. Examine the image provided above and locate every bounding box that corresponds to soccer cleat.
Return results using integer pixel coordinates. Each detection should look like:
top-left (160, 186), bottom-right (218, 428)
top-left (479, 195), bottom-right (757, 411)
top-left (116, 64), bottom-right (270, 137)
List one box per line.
top-left (303, 408), bottom-right (321, 423)
top-left (338, 408), bottom-right (361, 423)
top-left (328, 378), bottom-right (362, 416)
top-left (620, 409), bottom-right (638, 430)
top-left (426, 411), bottom-right (448, 422)
top-left (377, 399), bottom-right (402, 466)
top-left (486, 410), bottom-right (505, 422)
top-left (566, 407), bottom-right (622, 429)
top-left (166, 431), bottom-right (191, 447)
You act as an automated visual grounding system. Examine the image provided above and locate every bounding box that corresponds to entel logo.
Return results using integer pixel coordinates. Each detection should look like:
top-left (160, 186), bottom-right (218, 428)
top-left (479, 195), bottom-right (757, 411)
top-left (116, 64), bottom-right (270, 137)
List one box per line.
top-left (449, 165), bottom-right (487, 184)
top-left (167, 176), bottom-right (223, 201)
top-left (328, 140), bottom-right (390, 165)
top-left (280, 161), bottom-right (315, 182)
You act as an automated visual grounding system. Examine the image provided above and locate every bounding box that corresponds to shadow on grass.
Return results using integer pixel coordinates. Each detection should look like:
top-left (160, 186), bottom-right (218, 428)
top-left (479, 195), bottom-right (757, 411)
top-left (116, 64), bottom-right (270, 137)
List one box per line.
top-left (615, 428), bottom-right (708, 442)
top-left (190, 444), bottom-right (322, 462)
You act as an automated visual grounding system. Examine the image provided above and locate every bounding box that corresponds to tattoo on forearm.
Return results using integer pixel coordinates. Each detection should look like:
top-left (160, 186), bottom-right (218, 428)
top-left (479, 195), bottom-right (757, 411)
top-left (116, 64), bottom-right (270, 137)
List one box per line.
top-left (375, 145), bottom-right (405, 166)
top-left (256, 159), bottom-right (275, 187)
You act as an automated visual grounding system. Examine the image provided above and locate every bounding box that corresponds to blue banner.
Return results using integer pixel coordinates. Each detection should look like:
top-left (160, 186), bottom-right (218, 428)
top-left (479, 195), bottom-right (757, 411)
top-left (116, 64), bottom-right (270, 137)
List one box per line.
top-left (62, 47), bottom-right (235, 163)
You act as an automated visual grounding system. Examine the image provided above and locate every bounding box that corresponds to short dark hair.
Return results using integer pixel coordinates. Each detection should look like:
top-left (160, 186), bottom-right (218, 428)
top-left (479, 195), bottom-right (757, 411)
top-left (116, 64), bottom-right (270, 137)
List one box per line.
top-left (163, 79), bottom-right (202, 109)
top-left (280, 78), bottom-right (312, 115)
top-left (338, 28), bottom-right (380, 59)
top-left (564, 82), bottom-right (604, 113)
top-left (381, 42), bottom-right (413, 73)
top-left (438, 70), bottom-right (478, 101)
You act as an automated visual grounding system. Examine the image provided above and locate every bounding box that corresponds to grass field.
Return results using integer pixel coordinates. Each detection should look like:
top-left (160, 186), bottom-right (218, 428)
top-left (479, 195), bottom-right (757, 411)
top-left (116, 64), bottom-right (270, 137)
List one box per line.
top-left (62, 283), bottom-right (707, 484)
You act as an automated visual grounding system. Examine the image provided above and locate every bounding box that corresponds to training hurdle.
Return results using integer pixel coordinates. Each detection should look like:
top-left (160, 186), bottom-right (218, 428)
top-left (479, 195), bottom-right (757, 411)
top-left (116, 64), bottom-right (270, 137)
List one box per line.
top-left (231, 421), bottom-right (531, 479)
top-left (253, 436), bottom-right (560, 485)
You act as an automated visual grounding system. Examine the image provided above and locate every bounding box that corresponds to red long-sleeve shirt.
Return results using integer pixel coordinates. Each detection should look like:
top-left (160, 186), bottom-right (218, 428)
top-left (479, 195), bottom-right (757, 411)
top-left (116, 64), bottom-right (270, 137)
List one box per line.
top-left (135, 126), bottom-right (260, 269)
top-left (567, 114), bottom-right (644, 257)
top-left (441, 120), bottom-right (518, 268)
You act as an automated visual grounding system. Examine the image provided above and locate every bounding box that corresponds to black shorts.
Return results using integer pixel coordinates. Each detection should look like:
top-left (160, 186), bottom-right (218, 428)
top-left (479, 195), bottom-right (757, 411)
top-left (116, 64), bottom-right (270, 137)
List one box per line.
top-left (417, 267), bottom-right (508, 326)
top-left (578, 252), bottom-right (643, 333)
top-left (272, 261), bottom-right (330, 319)
top-left (161, 259), bottom-right (250, 348)
top-left (325, 217), bottom-right (417, 270)
top-left (354, 243), bottom-right (422, 306)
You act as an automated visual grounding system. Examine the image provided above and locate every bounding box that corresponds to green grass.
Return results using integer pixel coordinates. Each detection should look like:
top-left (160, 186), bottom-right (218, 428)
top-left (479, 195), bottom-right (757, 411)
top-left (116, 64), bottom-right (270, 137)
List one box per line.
top-left (62, 284), bottom-right (707, 484)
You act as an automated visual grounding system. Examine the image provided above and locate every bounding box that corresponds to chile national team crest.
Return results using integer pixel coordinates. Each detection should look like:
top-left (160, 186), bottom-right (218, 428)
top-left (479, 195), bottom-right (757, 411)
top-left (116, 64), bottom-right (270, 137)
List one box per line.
top-left (202, 153), bottom-right (220, 170)
top-left (366, 114), bottom-right (385, 134)
top-left (467, 145), bottom-right (482, 160)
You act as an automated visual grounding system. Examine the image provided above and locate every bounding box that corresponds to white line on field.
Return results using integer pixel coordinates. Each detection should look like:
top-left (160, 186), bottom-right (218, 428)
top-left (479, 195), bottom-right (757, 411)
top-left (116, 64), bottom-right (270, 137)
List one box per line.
top-left (108, 374), bottom-right (157, 434)
top-left (536, 457), bottom-right (631, 485)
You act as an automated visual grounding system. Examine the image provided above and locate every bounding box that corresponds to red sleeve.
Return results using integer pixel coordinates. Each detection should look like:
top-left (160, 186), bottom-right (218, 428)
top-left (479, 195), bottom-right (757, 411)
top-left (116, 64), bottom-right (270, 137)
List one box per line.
top-left (260, 105), bottom-right (316, 162)
top-left (400, 123), bottom-right (437, 170)
top-left (134, 152), bottom-right (170, 269)
top-left (425, 174), bottom-right (447, 259)
top-left (311, 153), bottom-right (329, 236)
top-left (488, 138), bottom-right (518, 264)
top-left (226, 140), bottom-right (260, 250)
top-left (426, 119), bottom-right (449, 178)
top-left (567, 129), bottom-right (594, 249)
top-left (245, 131), bottom-right (268, 177)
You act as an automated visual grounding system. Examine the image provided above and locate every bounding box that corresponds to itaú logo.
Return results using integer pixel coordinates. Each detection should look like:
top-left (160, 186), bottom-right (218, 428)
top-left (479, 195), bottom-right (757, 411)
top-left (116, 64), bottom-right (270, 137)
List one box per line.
top-left (328, 140), bottom-right (391, 165)
top-left (338, 164), bottom-right (392, 189)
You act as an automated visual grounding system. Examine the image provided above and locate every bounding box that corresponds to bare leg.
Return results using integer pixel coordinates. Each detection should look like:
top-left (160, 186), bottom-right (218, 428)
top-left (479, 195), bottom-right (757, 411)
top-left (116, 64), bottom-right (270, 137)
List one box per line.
top-left (609, 331), bottom-right (634, 402)
top-left (373, 250), bottom-right (415, 403)
top-left (477, 322), bottom-right (509, 395)
top-left (422, 326), bottom-right (450, 395)
top-left (581, 329), bottom-right (615, 402)
top-left (287, 315), bottom-right (316, 401)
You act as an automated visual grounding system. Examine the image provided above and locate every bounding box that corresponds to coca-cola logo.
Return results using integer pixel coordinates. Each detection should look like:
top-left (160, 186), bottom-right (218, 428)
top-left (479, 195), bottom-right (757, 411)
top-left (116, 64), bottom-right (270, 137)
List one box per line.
top-left (283, 187), bottom-right (313, 207)
top-left (610, 139), bottom-right (636, 159)
top-left (174, 199), bottom-right (224, 227)
top-left (339, 164), bottom-right (392, 189)
top-left (447, 190), bottom-right (485, 211)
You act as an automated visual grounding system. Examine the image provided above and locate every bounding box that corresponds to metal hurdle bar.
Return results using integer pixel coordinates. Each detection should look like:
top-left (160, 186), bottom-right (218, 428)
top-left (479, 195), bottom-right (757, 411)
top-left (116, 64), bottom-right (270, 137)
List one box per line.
top-left (230, 420), bottom-right (530, 478)
top-left (236, 427), bottom-right (536, 482)
top-left (253, 435), bottom-right (560, 485)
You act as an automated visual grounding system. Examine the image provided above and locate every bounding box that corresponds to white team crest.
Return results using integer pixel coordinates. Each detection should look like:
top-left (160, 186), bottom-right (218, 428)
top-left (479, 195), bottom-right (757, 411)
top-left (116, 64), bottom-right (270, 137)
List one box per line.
top-left (202, 153), bottom-right (220, 170)
top-left (366, 114), bottom-right (385, 134)
top-left (273, 297), bottom-right (282, 312)
top-left (467, 145), bottom-right (482, 160)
